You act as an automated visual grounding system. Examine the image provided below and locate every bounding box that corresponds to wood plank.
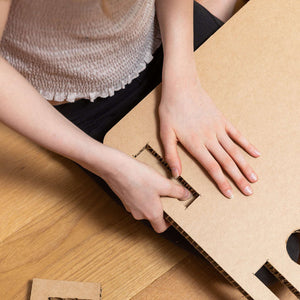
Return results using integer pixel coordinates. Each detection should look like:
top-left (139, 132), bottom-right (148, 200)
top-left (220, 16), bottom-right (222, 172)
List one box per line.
top-left (132, 255), bottom-right (242, 300)
top-left (0, 122), bottom-right (96, 242)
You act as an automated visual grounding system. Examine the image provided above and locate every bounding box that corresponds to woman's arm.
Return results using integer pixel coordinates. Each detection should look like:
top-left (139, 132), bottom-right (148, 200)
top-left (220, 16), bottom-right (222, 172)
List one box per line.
top-left (0, 0), bottom-right (110, 173)
top-left (155, 0), bottom-right (194, 70)
top-left (0, 56), bottom-right (112, 176)
top-left (155, 0), bottom-right (261, 198)
top-left (0, 56), bottom-right (192, 232)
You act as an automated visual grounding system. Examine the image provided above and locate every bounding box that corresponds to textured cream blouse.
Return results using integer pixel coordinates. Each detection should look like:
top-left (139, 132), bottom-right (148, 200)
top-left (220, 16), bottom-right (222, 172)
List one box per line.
top-left (0, 0), bottom-right (162, 103)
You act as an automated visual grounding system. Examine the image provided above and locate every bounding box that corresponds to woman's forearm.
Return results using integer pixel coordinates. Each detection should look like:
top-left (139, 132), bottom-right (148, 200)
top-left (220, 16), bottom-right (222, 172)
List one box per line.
top-left (155, 0), bottom-right (195, 75)
top-left (0, 56), bottom-right (116, 178)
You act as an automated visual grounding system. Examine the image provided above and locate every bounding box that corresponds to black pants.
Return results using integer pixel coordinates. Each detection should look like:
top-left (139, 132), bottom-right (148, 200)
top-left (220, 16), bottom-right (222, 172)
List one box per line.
top-left (54, 1), bottom-right (299, 287)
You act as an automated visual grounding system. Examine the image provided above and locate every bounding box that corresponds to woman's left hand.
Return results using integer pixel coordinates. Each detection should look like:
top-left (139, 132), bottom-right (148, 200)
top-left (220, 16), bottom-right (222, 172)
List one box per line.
top-left (158, 60), bottom-right (261, 199)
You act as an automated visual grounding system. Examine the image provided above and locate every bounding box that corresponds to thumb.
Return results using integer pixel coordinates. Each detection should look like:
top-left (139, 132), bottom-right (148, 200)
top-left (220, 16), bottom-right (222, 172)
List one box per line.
top-left (161, 127), bottom-right (182, 178)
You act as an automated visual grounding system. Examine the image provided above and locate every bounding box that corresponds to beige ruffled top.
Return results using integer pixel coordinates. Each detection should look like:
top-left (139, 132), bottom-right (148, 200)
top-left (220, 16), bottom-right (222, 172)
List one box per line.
top-left (0, 0), bottom-right (162, 102)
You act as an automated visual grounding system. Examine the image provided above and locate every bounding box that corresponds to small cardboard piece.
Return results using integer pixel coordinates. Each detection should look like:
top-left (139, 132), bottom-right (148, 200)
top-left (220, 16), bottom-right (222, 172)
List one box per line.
top-left (103, 0), bottom-right (300, 299)
top-left (29, 278), bottom-right (102, 300)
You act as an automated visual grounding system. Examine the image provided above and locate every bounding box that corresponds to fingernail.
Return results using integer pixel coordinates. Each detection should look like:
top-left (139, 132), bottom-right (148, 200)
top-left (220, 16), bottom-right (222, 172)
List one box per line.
top-left (184, 189), bottom-right (193, 200)
top-left (249, 173), bottom-right (257, 181)
top-left (224, 189), bottom-right (234, 199)
top-left (171, 167), bottom-right (179, 178)
top-left (244, 185), bottom-right (253, 195)
top-left (253, 149), bottom-right (261, 156)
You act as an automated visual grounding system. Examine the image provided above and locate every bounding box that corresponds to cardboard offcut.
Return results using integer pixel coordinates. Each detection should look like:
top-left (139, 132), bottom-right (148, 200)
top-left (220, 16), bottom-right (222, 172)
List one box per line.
top-left (103, 0), bottom-right (300, 299)
top-left (29, 278), bottom-right (102, 300)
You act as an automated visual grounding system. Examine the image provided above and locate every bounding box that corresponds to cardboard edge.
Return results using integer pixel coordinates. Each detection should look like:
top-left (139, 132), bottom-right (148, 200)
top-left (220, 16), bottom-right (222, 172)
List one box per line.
top-left (264, 262), bottom-right (300, 298)
top-left (163, 213), bottom-right (254, 300)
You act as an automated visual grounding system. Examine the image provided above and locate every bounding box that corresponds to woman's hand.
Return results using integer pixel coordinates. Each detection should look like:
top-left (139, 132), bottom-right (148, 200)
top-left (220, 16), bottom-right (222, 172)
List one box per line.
top-left (159, 61), bottom-right (261, 199)
top-left (82, 145), bottom-right (193, 233)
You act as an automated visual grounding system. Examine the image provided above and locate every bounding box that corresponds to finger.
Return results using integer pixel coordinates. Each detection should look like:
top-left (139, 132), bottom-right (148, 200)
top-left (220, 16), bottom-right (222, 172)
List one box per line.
top-left (218, 133), bottom-right (258, 183)
top-left (145, 203), bottom-right (170, 233)
top-left (131, 209), bottom-right (144, 220)
top-left (186, 143), bottom-right (233, 198)
top-left (226, 121), bottom-right (261, 157)
top-left (160, 125), bottom-right (182, 178)
top-left (150, 217), bottom-right (170, 233)
top-left (206, 139), bottom-right (253, 196)
top-left (159, 178), bottom-right (193, 201)
top-left (166, 222), bottom-right (172, 229)
top-left (123, 203), bottom-right (131, 213)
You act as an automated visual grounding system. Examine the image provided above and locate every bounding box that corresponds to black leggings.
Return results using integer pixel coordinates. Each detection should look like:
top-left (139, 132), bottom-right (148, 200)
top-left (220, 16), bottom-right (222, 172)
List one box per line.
top-left (54, 1), bottom-right (299, 287)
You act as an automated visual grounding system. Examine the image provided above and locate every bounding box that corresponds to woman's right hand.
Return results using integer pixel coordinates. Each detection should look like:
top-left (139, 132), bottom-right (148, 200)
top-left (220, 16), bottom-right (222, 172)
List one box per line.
top-left (83, 145), bottom-right (193, 233)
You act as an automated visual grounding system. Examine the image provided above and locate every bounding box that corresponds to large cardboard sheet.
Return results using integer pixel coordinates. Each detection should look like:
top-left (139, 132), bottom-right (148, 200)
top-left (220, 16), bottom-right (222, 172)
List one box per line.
top-left (104, 0), bottom-right (300, 299)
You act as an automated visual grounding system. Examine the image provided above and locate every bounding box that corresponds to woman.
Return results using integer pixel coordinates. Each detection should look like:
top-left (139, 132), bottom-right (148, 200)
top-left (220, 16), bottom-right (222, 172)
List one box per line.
top-left (0, 0), bottom-right (260, 234)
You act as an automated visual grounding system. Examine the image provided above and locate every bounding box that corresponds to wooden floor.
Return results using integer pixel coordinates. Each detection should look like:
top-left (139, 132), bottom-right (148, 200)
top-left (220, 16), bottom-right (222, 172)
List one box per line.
top-left (0, 2), bottom-right (298, 300)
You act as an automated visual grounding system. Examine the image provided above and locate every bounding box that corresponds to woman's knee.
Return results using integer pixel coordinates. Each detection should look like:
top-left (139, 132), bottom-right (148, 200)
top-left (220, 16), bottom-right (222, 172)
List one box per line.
top-left (195, 0), bottom-right (237, 23)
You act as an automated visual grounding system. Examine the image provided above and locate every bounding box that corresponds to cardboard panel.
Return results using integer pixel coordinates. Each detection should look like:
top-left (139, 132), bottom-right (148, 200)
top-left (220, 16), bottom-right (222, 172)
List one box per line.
top-left (104, 0), bottom-right (300, 298)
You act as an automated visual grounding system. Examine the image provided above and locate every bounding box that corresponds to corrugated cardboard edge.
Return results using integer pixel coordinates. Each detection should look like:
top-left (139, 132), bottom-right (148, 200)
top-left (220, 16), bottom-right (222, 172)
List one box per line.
top-left (164, 213), bottom-right (300, 299)
top-left (163, 210), bottom-right (253, 299)
top-left (264, 262), bottom-right (300, 298)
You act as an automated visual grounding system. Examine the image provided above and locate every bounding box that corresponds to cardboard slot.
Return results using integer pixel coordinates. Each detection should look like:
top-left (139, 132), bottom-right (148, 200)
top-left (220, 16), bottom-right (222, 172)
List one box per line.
top-left (254, 262), bottom-right (300, 299)
top-left (255, 264), bottom-right (293, 299)
top-left (134, 143), bottom-right (199, 208)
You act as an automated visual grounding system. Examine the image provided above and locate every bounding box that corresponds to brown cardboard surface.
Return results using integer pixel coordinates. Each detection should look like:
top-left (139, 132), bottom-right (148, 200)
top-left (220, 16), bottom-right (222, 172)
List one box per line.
top-left (29, 278), bottom-right (102, 300)
top-left (103, 0), bottom-right (300, 299)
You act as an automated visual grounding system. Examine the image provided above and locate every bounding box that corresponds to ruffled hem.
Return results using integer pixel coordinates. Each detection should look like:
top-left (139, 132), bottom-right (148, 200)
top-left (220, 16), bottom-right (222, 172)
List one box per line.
top-left (41, 40), bottom-right (162, 103)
